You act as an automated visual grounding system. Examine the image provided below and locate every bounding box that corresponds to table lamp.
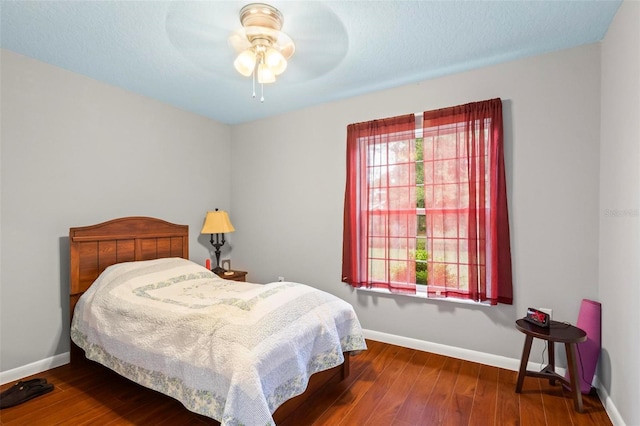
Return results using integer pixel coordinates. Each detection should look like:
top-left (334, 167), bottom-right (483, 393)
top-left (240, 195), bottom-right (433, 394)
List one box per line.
top-left (201, 209), bottom-right (235, 273)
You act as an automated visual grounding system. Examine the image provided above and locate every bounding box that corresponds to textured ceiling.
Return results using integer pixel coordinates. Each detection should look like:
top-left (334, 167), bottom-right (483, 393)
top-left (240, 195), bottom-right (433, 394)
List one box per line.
top-left (0, 1), bottom-right (621, 125)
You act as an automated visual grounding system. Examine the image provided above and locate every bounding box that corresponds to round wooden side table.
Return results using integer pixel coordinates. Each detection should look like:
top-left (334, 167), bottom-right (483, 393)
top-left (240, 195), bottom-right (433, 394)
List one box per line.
top-left (515, 318), bottom-right (587, 412)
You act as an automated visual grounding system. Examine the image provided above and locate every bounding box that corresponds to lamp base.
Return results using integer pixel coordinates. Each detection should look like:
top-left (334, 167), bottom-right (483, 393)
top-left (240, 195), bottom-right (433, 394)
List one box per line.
top-left (212, 266), bottom-right (226, 274)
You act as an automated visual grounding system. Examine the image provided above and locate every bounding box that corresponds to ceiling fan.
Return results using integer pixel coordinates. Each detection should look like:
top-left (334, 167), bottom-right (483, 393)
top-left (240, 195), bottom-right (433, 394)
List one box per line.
top-left (165, 1), bottom-right (348, 99)
top-left (229, 3), bottom-right (295, 80)
top-left (228, 3), bottom-right (296, 101)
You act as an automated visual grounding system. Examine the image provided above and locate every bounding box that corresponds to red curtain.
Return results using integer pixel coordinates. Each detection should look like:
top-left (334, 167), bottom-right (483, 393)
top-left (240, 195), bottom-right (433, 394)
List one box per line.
top-left (422, 98), bottom-right (512, 304)
top-left (342, 99), bottom-right (512, 305)
top-left (342, 114), bottom-right (417, 293)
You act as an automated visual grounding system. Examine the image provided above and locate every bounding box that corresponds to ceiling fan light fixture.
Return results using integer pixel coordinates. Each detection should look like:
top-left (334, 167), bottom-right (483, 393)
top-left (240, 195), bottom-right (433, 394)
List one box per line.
top-left (257, 63), bottom-right (276, 84)
top-left (234, 49), bottom-right (257, 76)
top-left (264, 47), bottom-right (287, 75)
top-left (230, 3), bottom-right (295, 101)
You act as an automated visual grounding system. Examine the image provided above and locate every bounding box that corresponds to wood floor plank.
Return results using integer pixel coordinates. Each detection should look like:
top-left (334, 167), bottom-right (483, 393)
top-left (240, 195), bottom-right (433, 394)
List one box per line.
top-left (418, 356), bottom-right (463, 424)
top-left (496, 368), bottom-right (521, 424)
top-left (394, 351), bottom-right (448, 424)
top-left (364, 349), bottom-right (431, 426)
top-left (519, 376), bottom-right (547, 426)
top-left (0, 340), bottom-right (612, 426)
top-left (442, 359), bottom-right (480, 426)
top-left (338, 346), bottom-right (414, 425)
top-left (467, 363), bottom-right (499, 426)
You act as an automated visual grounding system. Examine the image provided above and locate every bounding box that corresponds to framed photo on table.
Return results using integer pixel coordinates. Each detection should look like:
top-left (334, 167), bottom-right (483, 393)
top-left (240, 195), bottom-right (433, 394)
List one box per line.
top-left (221, 259), bottom-right (231, 271)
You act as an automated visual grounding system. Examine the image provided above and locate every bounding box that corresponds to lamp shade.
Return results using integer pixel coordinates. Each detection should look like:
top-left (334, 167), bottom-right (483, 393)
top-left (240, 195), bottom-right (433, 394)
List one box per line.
top-left (201, 210), bottom-right (235, 234)
top-left (257, 63), bottom-right (276, 83)
top-left (265, 47), bottom-right (287, 75)
top-left (234, 49), bottom-right (257, 77)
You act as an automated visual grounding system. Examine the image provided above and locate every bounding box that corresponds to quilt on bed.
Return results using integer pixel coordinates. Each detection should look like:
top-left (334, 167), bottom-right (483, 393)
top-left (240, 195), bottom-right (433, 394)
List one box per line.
top-left (71, 257), bottom-right (367, 425)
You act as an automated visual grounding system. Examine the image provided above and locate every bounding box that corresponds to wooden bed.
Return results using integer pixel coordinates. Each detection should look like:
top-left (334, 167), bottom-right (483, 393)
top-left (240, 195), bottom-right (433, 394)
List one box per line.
top-left (69, 216), bottom-right (349, 424)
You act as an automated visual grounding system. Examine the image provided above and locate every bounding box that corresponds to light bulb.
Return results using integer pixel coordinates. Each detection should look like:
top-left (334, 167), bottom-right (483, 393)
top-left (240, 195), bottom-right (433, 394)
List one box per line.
top-left (234, 49), bottom-right (256, 77)
top-left (264, 47), bottom-right (287, 75)
top-left (257, 63), bottom-right (276, 84)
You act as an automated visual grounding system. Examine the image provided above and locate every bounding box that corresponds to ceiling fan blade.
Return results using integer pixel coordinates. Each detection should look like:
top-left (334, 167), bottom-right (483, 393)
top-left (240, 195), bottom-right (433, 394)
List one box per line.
top-left (165, 1), bottom-right (242, 78)
top-left (228, 29), bottom-right (251, 54)
top-left (272, 2), bottom-right (348, 81)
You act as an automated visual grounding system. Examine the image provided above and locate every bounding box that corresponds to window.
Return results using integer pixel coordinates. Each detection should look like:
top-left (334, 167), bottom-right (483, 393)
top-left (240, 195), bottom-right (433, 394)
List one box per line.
top-left (342, 99), bottom-right (512, 305)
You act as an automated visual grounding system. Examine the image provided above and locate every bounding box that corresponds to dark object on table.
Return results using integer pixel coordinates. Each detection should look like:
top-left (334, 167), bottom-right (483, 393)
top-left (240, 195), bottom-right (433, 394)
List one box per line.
top-left (524, 307), bottom-right (550, 327)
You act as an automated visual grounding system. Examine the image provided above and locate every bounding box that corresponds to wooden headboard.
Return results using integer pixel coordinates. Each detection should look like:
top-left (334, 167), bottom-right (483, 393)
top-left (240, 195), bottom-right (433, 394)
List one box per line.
top-left (69, 216), bottom-right (189, 315)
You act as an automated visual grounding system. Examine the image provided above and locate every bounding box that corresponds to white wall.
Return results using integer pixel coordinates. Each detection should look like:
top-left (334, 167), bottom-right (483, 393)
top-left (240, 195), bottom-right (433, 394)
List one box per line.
top-left (0, 50), bottom-right (231, 372)
top-left (599, 2), bottom-right (640, 425)
top-left (231, 43), bottom-right (602, 363)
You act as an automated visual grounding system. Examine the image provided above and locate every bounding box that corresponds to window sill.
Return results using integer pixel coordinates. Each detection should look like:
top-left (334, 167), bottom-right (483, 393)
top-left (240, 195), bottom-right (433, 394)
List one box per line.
top-left (356, 286), bottom-right (493, 307)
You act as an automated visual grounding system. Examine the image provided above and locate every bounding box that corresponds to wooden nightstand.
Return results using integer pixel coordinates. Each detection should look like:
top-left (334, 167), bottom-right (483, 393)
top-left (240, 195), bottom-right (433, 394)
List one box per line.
top-left (215, 270), bottom-right (248, 282)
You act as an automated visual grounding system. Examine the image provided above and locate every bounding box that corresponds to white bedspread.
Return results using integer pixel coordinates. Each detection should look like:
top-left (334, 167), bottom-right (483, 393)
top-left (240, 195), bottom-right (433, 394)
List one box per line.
top-left (71, 258), bottom-right (366, 425)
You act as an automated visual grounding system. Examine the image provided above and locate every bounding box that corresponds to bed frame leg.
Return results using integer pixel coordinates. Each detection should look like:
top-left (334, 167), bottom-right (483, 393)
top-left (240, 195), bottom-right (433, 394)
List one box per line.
top-left (342, 352), bottom-right (350, 380)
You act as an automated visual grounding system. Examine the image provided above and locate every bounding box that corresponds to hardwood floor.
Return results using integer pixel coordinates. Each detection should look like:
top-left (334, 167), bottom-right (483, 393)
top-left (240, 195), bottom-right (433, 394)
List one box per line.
top-left (0, 340), bottom-right (611, 425)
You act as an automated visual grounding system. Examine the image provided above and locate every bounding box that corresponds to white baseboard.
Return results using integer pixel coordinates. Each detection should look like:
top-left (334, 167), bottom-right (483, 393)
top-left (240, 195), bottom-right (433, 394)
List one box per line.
top-left (593, 376), bottom-right (626, 426)
top-left (363, 329), bottom-right (622, 425)
top-left (363, 328), bottom-right (540, 372)
top-left (0, 352), bottom-right (70, 385)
